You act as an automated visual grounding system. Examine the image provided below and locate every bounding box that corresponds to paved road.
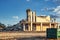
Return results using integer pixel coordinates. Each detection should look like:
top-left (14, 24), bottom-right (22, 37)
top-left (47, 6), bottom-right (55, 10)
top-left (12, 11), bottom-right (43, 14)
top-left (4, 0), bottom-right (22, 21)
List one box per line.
top-left (0, 31), bottom-right (46, 40)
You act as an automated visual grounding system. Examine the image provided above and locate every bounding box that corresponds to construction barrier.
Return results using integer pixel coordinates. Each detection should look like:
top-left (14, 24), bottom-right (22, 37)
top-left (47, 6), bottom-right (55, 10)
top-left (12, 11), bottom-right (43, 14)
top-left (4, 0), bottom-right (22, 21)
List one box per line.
top-left (46, 28), bottom-right (57, 39)
top-left (46, 28), bottom-right (60, 39)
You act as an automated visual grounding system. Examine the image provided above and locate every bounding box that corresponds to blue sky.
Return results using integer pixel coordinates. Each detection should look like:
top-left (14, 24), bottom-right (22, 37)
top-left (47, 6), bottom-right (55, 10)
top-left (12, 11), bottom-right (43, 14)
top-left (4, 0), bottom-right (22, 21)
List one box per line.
top-left (0, 0), bottom-right (60, 26)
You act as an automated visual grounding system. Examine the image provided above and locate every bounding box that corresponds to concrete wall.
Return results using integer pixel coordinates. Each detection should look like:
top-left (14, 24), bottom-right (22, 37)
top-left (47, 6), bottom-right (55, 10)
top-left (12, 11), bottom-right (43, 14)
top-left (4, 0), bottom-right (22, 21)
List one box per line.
top-left (36, 24), bottom-right (41, 31)
top-left (42, 26), bottom-right (49, 31)
top-left (36, 16), bottom-right (50, 22)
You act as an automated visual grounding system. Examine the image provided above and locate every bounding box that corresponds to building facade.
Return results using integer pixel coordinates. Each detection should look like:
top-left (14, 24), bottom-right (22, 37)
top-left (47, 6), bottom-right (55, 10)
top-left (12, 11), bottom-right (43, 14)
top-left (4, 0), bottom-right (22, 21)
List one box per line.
top-left (21, 9), bottom-right (58, 31)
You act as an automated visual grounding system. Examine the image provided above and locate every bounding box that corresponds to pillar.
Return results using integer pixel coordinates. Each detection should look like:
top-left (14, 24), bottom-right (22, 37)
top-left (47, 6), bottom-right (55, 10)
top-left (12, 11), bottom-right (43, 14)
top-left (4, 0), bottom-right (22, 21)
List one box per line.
top-left (30, 12), bottom-right (33, 31)
top-left (50, 22), bottom-right (51, 28)
top-left (54, 23), bottom-right (57, 28)
top-left (23, 24), bottom-right (25, 31)
top-left (41, 22), bottom-right (42, 31)
top-left (58, 23), bottom-right (59, 28)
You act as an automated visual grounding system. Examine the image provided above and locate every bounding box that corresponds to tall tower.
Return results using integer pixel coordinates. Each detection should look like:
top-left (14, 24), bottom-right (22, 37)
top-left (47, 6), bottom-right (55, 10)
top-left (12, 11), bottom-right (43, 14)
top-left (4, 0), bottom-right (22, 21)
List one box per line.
top-left (26, 9), bottom-right (32, 22)
top-left (26, 9), bottom-right (33, 31)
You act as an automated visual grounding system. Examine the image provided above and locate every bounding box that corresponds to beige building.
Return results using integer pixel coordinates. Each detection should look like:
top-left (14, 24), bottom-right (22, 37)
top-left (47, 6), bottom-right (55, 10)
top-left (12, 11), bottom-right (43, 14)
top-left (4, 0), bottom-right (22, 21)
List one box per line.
top-left (21, 9), bottom-right (58, 31)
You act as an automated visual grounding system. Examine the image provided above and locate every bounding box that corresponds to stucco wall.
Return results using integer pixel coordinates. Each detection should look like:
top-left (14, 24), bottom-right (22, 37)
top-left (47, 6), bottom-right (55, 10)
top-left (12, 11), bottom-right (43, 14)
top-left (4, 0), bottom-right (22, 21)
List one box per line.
top-left (36, 16), bottom-right (50, 22)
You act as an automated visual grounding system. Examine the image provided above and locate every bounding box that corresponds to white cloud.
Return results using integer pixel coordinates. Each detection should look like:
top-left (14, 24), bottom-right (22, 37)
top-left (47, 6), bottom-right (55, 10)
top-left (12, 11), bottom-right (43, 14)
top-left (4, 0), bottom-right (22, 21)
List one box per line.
top-left (41, 7), bottom-right (55, 11)
top-left (26, 0), bottom-right (30, 2)
top-left (53, 6), bottom-right (60, 14)
top-left (12, 16), bottom-right (19, 19)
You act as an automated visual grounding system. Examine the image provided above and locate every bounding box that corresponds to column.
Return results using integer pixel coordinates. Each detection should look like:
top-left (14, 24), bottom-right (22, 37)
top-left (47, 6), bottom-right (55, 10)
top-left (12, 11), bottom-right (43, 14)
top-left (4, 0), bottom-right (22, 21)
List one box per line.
top-left (58, 23), bottom-right (59, 29)
top-left (50, 22), bottom-right (51, 28)
top-left (54, 23), bottom-right (57, 28)
top-left (23, 24), bottom-right (25, 31)
top-left (30, 12), bottom-right (32, 31)
top-left (41, 22), bottom-right (42, 31)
